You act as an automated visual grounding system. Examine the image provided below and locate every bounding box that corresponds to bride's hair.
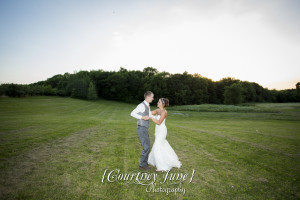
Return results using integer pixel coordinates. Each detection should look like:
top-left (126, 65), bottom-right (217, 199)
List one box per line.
top-left (160, 98), bottom-right (169, 108)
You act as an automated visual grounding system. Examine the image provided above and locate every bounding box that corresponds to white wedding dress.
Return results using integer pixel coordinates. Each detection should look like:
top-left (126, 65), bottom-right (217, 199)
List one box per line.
top-left (148, 114), bottom-right (182, 171)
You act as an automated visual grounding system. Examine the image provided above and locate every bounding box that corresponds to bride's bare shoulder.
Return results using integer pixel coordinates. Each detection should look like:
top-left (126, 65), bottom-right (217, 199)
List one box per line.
top-left (162, 109), bottom-right (167, 117)
top-left (156, 109), bottom-right (161, 115)
top-left (151, 109), bottom-right (159, 115)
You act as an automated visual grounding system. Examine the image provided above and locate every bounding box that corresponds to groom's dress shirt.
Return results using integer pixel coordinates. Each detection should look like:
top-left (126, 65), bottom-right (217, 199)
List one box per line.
top-left (130, 100), bottom-right (153, 119)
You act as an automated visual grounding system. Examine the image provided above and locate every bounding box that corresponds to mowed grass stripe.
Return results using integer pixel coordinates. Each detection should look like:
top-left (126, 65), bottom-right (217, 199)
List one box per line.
top-left (0, 97), bottom-right (117, 161)
top-left (172, 125), bottom-right (297, 173)
top-left (0, 124), bottom-right (103, 198)
top-left (166, 127), bottom-right (250, 199)
top-left (174, 125), bottom-right (297, 158)
top-left (168, 126), bottom-right (297, 199)
top-left (1, 122), bottom-right (133, 199)
top-left (173, 126), bottom-right (298, 184)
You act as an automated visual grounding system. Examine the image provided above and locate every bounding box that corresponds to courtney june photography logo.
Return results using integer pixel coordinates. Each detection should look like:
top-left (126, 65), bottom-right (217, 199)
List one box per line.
top-left (101, 168), bottom-right (195, 195)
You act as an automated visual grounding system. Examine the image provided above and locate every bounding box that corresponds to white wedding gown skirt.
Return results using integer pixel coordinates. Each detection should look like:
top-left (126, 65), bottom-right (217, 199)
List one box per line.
top-left (148, 115), bottom-right (182, 171)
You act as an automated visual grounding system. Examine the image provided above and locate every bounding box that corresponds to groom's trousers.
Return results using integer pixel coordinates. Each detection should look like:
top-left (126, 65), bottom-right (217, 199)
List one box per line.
top-left (137, 125), bottom-right (150, 168)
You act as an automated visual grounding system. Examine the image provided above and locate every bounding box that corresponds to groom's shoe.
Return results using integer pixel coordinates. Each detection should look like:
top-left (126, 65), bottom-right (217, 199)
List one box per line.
top-left (139, 165), bottom-right (150, 170)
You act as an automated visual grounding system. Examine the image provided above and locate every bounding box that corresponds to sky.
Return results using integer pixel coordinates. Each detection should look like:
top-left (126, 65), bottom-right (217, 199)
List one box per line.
top-left (0, 0), bottom-right (299, 90)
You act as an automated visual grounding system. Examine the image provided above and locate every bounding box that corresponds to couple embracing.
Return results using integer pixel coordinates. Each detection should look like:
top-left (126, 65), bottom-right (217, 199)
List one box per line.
top-left (130, 91), bottom-right (182, 172)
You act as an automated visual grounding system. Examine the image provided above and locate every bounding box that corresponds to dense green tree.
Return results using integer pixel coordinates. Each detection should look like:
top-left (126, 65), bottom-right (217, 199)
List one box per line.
top-left (90, 70), bottom-right (110, 98)
top-left (216, 77), bottom-right (240, 104)
top-left (166, 72), bottom-right (192, 105)
top-left (43, 85), bottom-right (57, 96)
top-left (224, 83), bottom-right (244, 105)
top-left (191, 74), bottom-right (209, 104)
top-left (67, 76), bottom-right (89, 99)
top-left (0, 84), bottom-right (7, 96)
top-left (143, 67), bottom-right (158, 77)
top-left (145, 72), bottom-right (169, 104)
top-left (206, 78), bottom-right (218, 103)
top-left (296, 82), bottom-right (300, 101)
top-left (44, 74), bottom-right (64, 88)
top-left (252, 83), bottom-right (265, 102)
top-left (4, 84), bottom-right (27, 97)
top-left (126, 70), bottom-right (145, 103)
top-left (87, 81), bottom-right (98, 100)
top-left (104, 71), bottom-right (129, 100)
top-left (239, 81), bottom-right (256, 102)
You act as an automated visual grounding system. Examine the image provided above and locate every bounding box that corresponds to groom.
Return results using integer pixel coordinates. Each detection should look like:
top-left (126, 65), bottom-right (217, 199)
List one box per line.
top-left (130, 91), bottom-right (154, 170)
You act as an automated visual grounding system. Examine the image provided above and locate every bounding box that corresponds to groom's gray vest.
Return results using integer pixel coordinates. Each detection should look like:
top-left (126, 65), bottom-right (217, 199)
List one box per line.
top-left (137, 102), bottom-right (149, 128)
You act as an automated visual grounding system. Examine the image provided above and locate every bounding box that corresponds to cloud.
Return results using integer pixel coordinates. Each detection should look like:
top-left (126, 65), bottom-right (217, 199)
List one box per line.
top-left (168, 0), bottom-right (300, 43)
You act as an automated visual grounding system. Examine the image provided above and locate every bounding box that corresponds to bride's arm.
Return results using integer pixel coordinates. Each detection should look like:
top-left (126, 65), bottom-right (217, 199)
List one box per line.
top-left (151, 111), bottom-right (167, 125)
top-left (151, 109), bottom-right (158, 115)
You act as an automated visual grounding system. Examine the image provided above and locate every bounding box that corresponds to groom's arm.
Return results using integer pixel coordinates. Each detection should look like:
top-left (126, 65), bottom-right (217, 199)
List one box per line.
top-left (149, 109), bottom-right (154, 118)
top-left (130, 104), bottom-right (146, 120)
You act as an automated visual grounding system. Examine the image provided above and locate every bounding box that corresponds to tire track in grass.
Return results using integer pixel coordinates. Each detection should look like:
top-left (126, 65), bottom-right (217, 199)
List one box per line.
top-left (170, 127), bottom-right (233, 167)
top-left (169, 128), bottom-right (231, 166)
top-left (214, 125), bottom-right (300, 140)
top-left (107, 106), bottom-right (120, 122)
top-left (0, 98), bottom-right (128, 199)
top-left (213, 127), bottom-right (300, 158)
top-left (168, 127), bottom-right (283, 199)
top-left (0, 123), bottom-right (83, 161)
top-left (0, 125), bottom-right (105, 199)
top-left (173, 125), bottom-right (291, 174)
top-left (101, 130), bottom-right (131, 199)
top-left (95, 108), bottom-right (128, 199)
top-left (0, 126), bottom-right (39, 135)
top-left (163, 127), bottom-right (234, 199)
top-left (1, 122), bottom-right (126, 199)
top-left (193, 122), bottom-right (300, 155)
top-left (145, 119), bottom-right (231, 198)
top-left (120, 125), bottom-right (140, 199)
top-left (123, 126), bottom-right (129, 172)
top-left (0, 99), bottom-right (112, 162)
top-left (175, 125), bottom-right (297, 159)
top-left (121, 125), bottom-right (148, 170)
top-left (57, 102), bottom-right (96, 114)
top-left (171, 125), bottom-right (299, 199)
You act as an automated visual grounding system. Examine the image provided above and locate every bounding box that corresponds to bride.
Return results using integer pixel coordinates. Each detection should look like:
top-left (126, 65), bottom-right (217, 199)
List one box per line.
top-left (148, 98), bottom-right (182, 172)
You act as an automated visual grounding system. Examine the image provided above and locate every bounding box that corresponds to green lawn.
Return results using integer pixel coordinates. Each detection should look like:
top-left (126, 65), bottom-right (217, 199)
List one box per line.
top-left (0, 96), bottom-right (299, 199)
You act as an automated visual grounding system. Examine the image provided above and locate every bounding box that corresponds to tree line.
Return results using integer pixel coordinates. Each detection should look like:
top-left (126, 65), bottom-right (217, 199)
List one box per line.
top-left (1, 67), bottom-right (299, 105)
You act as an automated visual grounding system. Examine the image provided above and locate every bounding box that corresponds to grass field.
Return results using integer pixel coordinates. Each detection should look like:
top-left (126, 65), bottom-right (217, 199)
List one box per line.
top-left (0, 96), bottom-right (299, 199)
